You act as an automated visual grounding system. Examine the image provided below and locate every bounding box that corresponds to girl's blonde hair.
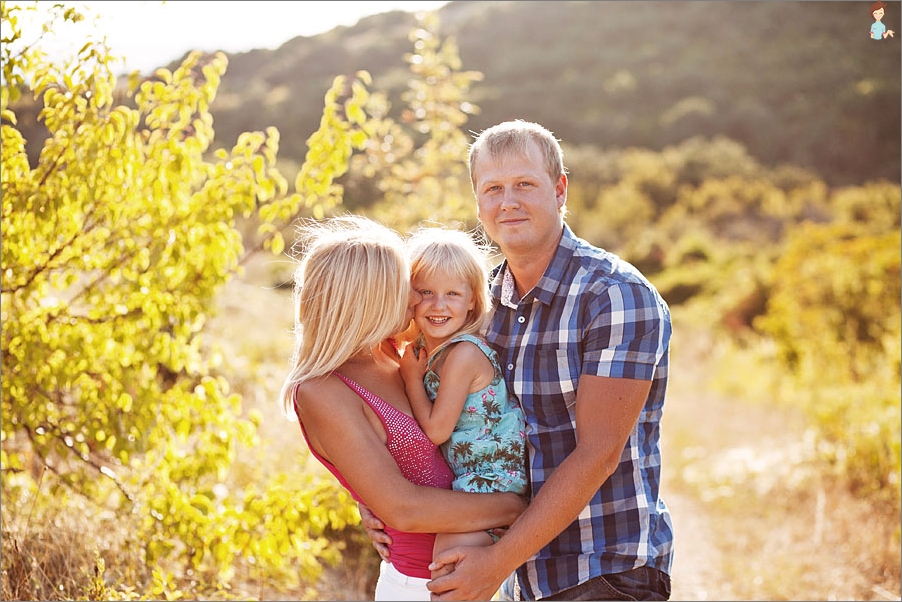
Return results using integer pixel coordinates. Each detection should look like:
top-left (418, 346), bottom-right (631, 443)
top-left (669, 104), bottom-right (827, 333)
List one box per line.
top-left (280, 215), bottom-right (411, 417)
top-left (405, 226), bottom-right (492, 354)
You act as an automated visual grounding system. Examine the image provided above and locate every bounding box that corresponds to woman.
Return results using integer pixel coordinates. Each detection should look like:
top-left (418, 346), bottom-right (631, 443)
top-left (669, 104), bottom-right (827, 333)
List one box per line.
top-left (279, 214), bottom-right (526, 601)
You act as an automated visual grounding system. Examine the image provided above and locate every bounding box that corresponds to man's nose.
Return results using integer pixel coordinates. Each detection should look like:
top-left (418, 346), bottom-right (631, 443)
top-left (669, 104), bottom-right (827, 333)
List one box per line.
top-left (500, 188), bottom-right (520, 209)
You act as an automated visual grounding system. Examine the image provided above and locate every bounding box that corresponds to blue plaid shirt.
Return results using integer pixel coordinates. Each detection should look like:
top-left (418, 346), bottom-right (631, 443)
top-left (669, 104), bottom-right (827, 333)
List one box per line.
top-left (485, 225), bottom-right (674, 600)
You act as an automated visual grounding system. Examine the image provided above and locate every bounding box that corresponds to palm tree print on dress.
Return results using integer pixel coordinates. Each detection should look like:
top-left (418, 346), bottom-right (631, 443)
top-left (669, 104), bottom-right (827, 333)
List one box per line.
top-left (424, 334), bottom-right (528, 495)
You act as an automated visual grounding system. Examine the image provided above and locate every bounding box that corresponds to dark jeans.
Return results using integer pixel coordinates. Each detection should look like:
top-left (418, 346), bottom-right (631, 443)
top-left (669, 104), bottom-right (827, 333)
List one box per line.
top-left (515, 566), bottom-right (671, 601)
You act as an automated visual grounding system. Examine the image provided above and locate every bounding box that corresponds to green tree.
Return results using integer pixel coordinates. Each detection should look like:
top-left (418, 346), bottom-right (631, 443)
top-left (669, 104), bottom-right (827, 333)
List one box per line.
top-left (752, 222), bottom-right (901, 500)
top-left (2, 2), bottom-right (376, 597)
top-left (356, 11), bottom-right (484, 233)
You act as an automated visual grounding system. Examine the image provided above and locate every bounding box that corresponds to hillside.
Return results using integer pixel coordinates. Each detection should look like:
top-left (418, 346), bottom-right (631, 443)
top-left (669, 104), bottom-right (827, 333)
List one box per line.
top-left (9, 2), bottom-right (900, 190)
top-left (205, 0), bottom-right (901, 187)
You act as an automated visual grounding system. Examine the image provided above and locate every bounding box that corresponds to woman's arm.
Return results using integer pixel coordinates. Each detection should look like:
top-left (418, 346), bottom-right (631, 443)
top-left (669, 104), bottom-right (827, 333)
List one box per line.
top-left (296, 375), bottom-right (526, 533)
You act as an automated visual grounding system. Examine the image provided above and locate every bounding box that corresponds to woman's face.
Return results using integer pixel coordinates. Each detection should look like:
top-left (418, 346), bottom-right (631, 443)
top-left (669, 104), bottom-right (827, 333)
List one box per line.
top-left (405, 288), bottom-right (423, 323)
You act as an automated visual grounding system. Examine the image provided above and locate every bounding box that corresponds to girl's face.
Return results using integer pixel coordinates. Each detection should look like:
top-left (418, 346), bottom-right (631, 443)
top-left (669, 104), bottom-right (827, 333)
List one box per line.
top-left (874, 7), bottom-right (885, 20)
top-left (411, 267), bottom-right (475, 349)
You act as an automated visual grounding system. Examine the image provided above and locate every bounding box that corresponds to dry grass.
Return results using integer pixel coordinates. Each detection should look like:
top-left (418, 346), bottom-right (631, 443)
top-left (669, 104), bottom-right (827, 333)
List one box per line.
top-left (664, 325), bottom-right (901, 601)
top-left (1, 487), bottom-right (142, 601)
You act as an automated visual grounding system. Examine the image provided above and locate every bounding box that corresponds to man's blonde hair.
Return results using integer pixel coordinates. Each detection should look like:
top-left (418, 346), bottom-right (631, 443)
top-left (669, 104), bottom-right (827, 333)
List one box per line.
top-left (406, 226), bottom-right (492, 351)
top-left (468, 119), bottom-right (567, 190)
top-left (280, 215), bottom-right (411, 417)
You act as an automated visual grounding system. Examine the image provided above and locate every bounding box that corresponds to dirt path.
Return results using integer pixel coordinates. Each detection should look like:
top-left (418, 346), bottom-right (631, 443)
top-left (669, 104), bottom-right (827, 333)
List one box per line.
top-left (660, 325), bottom-right (900, 602)
top-left (661, 325), bottom-right (740, 601)
top-left (665, 489), bottom-right (737, 601)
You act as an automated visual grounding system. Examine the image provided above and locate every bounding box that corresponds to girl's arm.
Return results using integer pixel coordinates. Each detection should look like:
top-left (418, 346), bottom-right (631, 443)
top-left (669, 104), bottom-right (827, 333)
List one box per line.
top-left (295, 374), bottom-right (525, 533)
top-left (398, 347), bottom-right (451, 445)
top-left (399, 341), bottom-right (492, 445)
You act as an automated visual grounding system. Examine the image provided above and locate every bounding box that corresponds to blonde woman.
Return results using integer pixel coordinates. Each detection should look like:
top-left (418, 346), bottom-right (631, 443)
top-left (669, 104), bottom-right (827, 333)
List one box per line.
top-left (279, 215), bottom-right (526, 602)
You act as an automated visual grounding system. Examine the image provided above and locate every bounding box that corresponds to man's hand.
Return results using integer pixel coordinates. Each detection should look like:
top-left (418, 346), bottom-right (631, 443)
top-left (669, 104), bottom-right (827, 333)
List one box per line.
top-left (427, 544), bottom-right (507, 601)
top-left (358, 502), bottom-right (392, 563)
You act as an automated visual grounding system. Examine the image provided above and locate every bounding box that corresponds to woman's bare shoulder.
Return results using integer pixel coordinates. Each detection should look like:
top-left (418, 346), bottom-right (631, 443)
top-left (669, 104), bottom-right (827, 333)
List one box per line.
top-left (293, 374), bottom-right (353, 416)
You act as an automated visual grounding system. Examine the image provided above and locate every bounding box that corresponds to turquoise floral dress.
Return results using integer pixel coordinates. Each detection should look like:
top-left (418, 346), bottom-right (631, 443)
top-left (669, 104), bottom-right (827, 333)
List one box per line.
top-left (424, 334), bottom-right (528, 495)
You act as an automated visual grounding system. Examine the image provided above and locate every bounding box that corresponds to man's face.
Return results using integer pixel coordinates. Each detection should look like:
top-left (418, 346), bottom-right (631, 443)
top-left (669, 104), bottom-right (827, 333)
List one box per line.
top-left (473, 141), bottom-right (565, 256)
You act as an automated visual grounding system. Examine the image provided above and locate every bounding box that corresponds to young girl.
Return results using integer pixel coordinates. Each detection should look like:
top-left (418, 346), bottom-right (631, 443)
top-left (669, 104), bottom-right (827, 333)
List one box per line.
top-left (280, 215), bottom-right (526, 601)
top-left (399, 226), bottom-right (528, 580)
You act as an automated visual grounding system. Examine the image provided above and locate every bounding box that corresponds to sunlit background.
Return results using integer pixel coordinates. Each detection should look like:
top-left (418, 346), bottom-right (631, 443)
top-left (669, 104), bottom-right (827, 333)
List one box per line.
top-left (12, 0), bottom-right (449, 73)
top-left (1, 1), bottom-right (899, 601)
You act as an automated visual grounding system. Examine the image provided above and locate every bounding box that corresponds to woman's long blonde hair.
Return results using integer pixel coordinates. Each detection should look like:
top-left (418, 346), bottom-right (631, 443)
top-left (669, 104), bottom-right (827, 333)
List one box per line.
top-left (280, 215), bottom-right (411, 417)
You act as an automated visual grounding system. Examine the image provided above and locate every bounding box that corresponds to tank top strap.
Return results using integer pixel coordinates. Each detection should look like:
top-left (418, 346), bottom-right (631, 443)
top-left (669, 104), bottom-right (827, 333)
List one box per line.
top-left (427, 333), bottom-right (501, 376)
top-left (331, 372), bottom-right (454, 491)
top-left (332, 372), bottom-right (400, 443)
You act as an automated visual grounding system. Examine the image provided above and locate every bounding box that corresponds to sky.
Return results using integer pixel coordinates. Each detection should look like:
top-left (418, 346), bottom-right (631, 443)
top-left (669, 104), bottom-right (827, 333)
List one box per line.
top-left (14, 1), bottom-right (450, 74)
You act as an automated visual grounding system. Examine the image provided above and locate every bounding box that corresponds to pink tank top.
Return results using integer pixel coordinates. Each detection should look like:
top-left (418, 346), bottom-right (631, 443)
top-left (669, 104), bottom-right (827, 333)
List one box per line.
top-left (295, 372), bottom-right (454, 579)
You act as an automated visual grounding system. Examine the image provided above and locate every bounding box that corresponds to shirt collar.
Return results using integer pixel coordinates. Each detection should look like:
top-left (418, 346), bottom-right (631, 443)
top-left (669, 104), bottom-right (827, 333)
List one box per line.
top-left (492, 224), bottom-right (579, 308)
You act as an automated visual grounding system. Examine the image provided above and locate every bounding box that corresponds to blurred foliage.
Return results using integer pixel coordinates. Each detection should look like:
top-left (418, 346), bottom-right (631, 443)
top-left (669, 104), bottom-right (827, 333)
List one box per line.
top-left (1, 1), bottom-right (381, 599)
top-left (351, 13), bottom-right (483, 233)
top-left (754, 222), bottom-right (900, 501)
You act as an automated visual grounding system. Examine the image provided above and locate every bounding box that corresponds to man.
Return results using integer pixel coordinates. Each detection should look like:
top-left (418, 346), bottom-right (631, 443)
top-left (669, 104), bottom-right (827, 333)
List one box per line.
top-left (364, 119), bottom-right (673, 600)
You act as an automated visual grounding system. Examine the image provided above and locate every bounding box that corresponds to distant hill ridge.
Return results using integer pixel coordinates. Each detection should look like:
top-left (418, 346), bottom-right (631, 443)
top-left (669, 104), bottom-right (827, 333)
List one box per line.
top-left (17, 1), bottom-right (902, 186)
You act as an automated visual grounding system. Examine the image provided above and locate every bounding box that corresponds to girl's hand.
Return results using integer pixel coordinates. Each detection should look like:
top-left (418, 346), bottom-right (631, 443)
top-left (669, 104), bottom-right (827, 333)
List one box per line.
top-left (399, 344), bottom-right (427, 384)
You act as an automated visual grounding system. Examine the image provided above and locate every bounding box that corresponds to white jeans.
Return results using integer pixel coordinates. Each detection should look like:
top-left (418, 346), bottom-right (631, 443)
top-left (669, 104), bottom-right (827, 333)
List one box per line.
top-left (374, 560), bottom-right (432, 601)
top-left (497, 572), bottom-right (518, 600)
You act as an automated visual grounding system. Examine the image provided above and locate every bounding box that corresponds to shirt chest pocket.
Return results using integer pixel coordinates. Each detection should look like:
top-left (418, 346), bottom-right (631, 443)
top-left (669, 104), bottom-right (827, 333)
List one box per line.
top-left (525, 345), bottom-right (579, 428)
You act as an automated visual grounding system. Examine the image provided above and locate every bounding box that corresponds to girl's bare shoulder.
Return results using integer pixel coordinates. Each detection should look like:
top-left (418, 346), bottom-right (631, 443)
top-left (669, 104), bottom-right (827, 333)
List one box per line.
top-left (444, 337), bottom-right (493, 373)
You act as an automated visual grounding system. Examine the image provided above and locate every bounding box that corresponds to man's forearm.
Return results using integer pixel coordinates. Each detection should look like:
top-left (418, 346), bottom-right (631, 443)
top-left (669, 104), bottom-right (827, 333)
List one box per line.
top-left (487, 443), bottom-right (614, 575)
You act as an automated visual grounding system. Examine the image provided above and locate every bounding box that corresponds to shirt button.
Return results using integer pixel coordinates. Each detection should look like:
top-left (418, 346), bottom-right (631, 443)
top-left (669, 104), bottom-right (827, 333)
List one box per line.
top-left (507, 363), bottom-right (514, 371)
top-left (517, 316), bottom-right (526, 323)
